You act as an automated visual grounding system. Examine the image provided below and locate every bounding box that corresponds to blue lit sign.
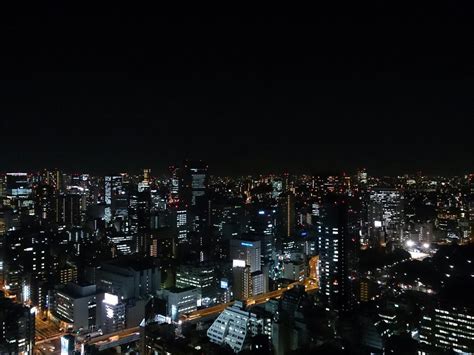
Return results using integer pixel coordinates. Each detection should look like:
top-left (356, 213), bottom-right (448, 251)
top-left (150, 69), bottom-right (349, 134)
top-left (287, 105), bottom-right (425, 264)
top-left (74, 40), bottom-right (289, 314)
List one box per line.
top-left (241, 242), bottom-right (254, 247)
top-left (300, 232), bottom-right (308, 237)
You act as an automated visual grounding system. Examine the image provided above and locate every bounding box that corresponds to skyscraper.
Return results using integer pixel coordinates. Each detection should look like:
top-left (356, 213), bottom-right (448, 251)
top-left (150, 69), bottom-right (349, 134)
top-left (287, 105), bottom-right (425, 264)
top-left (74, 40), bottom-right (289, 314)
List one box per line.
top-left (0, 292), bottom-right (35, 354)
top-left (368, 188), bottom-right (404, 245)
top-left (35, 184), bottom-right (56, 225)
top-left (180, 160), bottom-right (208, 208)
top-left (104, 174), bottom-right (124, 222)
top-left (230, 239), bottom-right (261, 273)
top-left (280, 191), bottom-right (295, 237)
top-left (318, 195), bottom-right (358, 313)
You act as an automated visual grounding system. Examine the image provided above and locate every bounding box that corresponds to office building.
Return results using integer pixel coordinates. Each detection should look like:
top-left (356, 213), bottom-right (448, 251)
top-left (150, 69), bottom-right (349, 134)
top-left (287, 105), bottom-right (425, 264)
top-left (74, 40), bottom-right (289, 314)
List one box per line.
top-left (175, 264), bottom-right (215, 300)
top-left (97, 257), bottom-right (161, 301)
top-left (128, 184), bottom-right (151, 254)
top-left (368, 188), bottom-right (404, 244)
top-left (100, 293), bottom-right (126, 334)
top-left (230, 239), bottom-right (261, 273)
top-left (51, 282), bottom-right (101, 331)
top-left (419, 303), bottom-right (474, 353)
top-left (56, 193), bottom-right (82, 227)
top-left (160, 287), bottom-right (198, 322)
top-left (104, 174), bottom-right (124, 222)
top-left (0, 292), bottom-right (35, 354)
top-left (35, 184), bottom-right (56, 225)
top-left (207, 301), bottom-right (263, 353)
top-left (179, 160), bottom-right (208, 208)
top-left (318, 195), bottom-right (358, 313)
top-left (282, 259), bottom-right (306, 282)
top-left (233, 265), bottom-right (252, 300)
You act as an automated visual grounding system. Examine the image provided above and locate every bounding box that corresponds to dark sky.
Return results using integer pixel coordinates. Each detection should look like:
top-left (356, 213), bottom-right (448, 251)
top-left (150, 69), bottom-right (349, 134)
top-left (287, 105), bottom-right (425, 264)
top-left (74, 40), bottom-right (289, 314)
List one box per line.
top-left (1, 8), bottom-right (473, 175)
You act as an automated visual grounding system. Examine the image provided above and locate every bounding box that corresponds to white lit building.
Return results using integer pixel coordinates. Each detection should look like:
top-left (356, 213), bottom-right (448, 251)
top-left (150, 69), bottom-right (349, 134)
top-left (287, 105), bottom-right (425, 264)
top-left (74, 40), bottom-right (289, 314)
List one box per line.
top-left (160, 287), bottom-right (198, 322)
top-left (230, 239), bottom-right (261, 273)
top-left (207, 301), bottom-right (263, 353)
top-left (51, 283), bottom-right (101, 331)
top-left (282, 260), bottom-right (306, 282)
top-left (368, 188), bottom-right (404, 243)
top-left (419, 304), bottom-right (474, 353)
top-left (100, 293), bottom-right (126, 334)
top-left (175, 264), bottom-right (215, 299)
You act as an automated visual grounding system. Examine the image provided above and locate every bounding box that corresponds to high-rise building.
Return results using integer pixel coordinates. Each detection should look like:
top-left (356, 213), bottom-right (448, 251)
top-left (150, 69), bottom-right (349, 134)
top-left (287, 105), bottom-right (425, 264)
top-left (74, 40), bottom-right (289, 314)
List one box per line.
top-left (280, 191), bottom-right (295, 237)
top-left (419, 301), bottom-right (474, 353)
top-left (104, 174), bottom-right (124, 222)
top-left (0, 292), bottom-right (35, 354)
top-left (230, 239), bottom-right (261, 273)
top-left (179, 160), bottom-right (208, 208)
top-left (51, 282), bottom-right (101, 331)
top-left (100, 293), bottom-right (126, 334)
top-left (35, 184), bottom-right (56, 225)
top-left (175, 264), bottom-right (215, 300)
top-left (96, 257), bottom-right (161, 301)
top-left (5, 172), bottom-right (31, 198)
top-left (168, 165), bottom-right (180, 204)
top-left (233, 265), bottom-right (252, 300)
top-left (56, 193), bottom-right (82, 227)
top-left (128, 184), bottom-right (151, 254)
top-left (317, 195), bottom-right (358, 313)
top-left (143, 169), bottom-right (151, 185)
top-left (368, 188), bottom-right (404, 244)
top-left (160, 287), bottom-right (198, 322)
top-left (245, 208), bottom-right (277, 265)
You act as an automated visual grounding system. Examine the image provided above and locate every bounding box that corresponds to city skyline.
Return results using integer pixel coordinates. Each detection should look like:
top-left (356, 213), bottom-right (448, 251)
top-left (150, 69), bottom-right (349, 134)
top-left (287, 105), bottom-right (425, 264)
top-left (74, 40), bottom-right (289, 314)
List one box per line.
top-left (1, 7), bottom-right (474, 355)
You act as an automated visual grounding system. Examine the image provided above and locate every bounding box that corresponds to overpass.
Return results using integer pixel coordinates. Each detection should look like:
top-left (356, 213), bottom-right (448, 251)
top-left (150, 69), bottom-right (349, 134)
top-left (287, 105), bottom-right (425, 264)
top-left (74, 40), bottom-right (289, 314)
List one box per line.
top-left (35, 278), bottom-right (318, 351)
top-left (181, 277), bottom-right (318, 323)
top-left (83, 327), bottom-right (141, 352)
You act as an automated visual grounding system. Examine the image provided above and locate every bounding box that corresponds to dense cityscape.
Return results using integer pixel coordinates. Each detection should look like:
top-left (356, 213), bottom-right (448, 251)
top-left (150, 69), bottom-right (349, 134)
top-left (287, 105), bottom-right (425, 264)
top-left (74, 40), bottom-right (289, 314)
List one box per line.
top-left (1, 7), bottom-right (474, 355)
top-left (0, 166), bottom-right (473, 354)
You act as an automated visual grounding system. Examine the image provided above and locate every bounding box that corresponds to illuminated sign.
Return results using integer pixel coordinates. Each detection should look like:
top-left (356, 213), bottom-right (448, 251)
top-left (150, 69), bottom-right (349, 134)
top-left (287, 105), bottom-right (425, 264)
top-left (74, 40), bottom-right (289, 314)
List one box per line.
top-left (241, 242), bottom-right (253, 247)
top-left (103, 293), bottom-right (118, 306)
top-left (374, 220), bottom-right (382, 228)
top-left (232, 259), bottom-right (246, 268)
top-left (258, 211), bottom-right (265, 215)
top-left (220, 279), bottom-right (228, 289)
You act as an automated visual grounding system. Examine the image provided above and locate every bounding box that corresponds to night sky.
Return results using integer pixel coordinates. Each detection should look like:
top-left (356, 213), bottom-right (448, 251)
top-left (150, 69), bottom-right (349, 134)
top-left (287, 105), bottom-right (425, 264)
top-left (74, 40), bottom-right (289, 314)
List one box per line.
top-left (1, 8), bottom-right (473, 175)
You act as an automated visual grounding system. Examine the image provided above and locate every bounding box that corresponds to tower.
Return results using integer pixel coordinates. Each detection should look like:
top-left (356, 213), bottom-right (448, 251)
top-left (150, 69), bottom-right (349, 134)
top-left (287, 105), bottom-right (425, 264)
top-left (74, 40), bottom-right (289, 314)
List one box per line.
top-left (318, 194), bottom-right (358, 313)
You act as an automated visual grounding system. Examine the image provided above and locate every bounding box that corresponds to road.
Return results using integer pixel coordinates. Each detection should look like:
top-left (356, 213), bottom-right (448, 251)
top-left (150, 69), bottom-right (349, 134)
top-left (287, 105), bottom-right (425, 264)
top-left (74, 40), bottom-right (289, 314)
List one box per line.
top-left (35, 316), bottom-right (62, 342)
top-left (182, 277), bottom-right (318, 322)
top-left (84, 326), bottom-right (140, 346)
top-left (33, 277), bottom-right (318, 352)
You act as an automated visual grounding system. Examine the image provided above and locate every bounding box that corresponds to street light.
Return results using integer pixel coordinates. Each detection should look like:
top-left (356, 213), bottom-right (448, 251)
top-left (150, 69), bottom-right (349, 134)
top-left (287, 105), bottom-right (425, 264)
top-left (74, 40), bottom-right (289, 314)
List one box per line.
top-left (406, 240), bottom-right (415, 248)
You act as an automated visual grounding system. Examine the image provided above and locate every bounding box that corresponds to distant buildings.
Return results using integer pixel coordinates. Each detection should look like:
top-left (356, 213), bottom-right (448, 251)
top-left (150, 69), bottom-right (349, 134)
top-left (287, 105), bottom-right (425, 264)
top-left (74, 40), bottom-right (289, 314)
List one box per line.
top-left (1, 166), bottom-right (474, 354)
